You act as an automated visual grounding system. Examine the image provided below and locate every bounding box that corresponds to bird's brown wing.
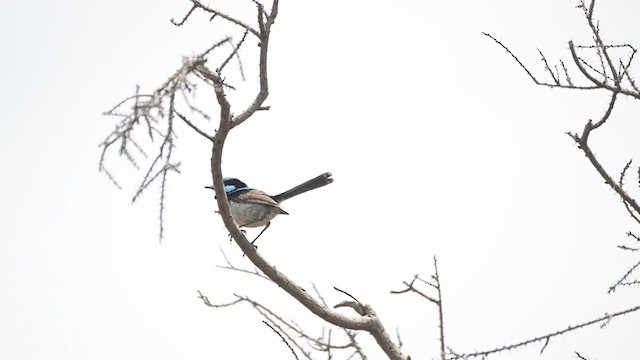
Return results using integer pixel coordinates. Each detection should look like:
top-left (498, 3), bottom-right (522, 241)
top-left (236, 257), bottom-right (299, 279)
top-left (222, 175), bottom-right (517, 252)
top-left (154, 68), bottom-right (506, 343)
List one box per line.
top-left (235, 190), bottom-right (286, 213)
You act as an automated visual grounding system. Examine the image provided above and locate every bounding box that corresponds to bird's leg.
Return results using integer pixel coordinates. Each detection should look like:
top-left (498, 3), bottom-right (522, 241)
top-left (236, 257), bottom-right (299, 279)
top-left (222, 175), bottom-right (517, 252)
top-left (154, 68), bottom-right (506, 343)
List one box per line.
top-left (251, 222), bottom-right (271, 246)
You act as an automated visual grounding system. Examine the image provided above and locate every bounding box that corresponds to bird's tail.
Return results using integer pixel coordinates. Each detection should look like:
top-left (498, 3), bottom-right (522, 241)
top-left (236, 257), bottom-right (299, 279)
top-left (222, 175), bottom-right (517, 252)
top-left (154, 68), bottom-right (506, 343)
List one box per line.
top-left (271, 172), bottom-right (333, 203)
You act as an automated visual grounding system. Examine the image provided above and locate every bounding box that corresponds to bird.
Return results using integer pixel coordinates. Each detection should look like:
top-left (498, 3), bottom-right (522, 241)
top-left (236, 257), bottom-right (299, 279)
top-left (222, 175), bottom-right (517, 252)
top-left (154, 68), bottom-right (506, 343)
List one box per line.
top-left (207, 172), bottom-right (333, 244)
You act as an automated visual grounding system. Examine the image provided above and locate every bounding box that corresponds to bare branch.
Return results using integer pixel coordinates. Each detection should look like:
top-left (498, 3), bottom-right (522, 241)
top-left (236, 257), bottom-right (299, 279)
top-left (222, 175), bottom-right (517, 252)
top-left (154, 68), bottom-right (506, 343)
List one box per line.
top-left (569, 40), bottom-right (640, 99)
top-left (190, 0), bottom-right (260, 37)
top-left (201, 292), bottom-right (366, 359)
top-left (608, 259), bottom-right (640, 293)
top-left (480, 32), bottom-right (536, 83)
top-left (215, 247), bottom-right (271, 281)
top-left (174, 110), bottom-right (215, 142)
top-left (560, 59), bottom-right (574, 86)
top-left (392, 257), bottom-right (446, 360)
top-left (170, 4), bottom-right (197, 26)
top-left (579, 0), bottom-right (619, 85)
top-left (231, 1), bottom-right (279, 128)
top-left (395, 327), bottom-right (403, 349)
top-left (619, 160), bottom-right (640, 224)
top-left (481, 0), bottom-right (640, 357)
top-left (567, 123), bottom-right (640, 220)
top-left (200, 37), bottom-right (234, 58)
top-left (218, 29), bottom-right (249, 75)
top-left (538, 48), bottom-right (559, 85)
top-left (482, 32), bottom-right (598, 90)
top-left (620, 280), bottom-right (640, 287)
top-left (105, 1), bottom-right (402, 358)
top-left (575, 351), bottom-right (590, 360)
top-left (197, 291), bottom-right (242, 308)
top-left (485, 0), bottom-right (640, 99)
top-left (311, 284), bottom-right (369, 359)
top-left (333, 287), bottom-right (362, 304)
top-left (206, 5), bottom-right (407, 354)
top-left (262, 321), bottom-right (300, 360)
top-left (391, 274), bottom-right (438, 305)
top-left (334, 301), bottom-right (369, 317)
top-left (448, 304), bottom-right (640, 359)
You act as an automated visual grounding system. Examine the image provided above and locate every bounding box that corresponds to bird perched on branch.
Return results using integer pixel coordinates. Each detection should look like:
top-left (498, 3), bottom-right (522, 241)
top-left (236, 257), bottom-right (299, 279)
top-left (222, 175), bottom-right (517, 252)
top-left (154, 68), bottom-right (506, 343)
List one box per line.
top-left (207, 172), bottom-right (333, 244)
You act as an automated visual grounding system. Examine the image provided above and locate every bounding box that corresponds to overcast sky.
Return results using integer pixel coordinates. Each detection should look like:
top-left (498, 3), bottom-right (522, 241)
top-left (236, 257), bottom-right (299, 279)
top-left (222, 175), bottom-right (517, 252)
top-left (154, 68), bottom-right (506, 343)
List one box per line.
top-left (1, 0), bottom-right (639, 359)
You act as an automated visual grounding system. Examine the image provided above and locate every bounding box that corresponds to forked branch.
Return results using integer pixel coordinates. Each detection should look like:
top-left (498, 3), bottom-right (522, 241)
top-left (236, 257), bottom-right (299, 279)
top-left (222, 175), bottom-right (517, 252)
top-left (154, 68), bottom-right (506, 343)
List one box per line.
top-left (392, 257), bottom-right (446, 360)
top-left (486, 0), bottom-right (640, 254)
top-left (198, 1), bottom-right (407, 359)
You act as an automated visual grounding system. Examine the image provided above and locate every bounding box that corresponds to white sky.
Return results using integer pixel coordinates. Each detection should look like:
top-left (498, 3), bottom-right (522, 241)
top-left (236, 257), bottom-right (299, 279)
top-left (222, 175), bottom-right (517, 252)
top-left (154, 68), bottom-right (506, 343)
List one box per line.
top-left (1, 0), bottom-right (639, 359)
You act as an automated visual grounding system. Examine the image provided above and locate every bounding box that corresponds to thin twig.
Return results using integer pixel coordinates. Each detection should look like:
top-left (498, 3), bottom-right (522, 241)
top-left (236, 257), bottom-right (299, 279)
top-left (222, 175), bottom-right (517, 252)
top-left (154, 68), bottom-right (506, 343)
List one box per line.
top-left (448, 304), bottom-right (640, 359)
top-left (262, 321), bottom-right (300, 360)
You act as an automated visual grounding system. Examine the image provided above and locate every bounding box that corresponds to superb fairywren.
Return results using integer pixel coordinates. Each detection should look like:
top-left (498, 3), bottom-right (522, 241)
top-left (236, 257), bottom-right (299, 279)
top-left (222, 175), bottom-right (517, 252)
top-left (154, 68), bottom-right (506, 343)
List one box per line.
top-left (207, 172), bottom-right (334, 243)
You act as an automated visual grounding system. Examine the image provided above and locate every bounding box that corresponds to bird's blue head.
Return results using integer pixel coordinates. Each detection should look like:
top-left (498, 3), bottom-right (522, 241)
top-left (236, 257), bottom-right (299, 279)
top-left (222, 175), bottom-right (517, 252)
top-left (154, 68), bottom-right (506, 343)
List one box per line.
top-left (223, 177), bottom-right (249, 194)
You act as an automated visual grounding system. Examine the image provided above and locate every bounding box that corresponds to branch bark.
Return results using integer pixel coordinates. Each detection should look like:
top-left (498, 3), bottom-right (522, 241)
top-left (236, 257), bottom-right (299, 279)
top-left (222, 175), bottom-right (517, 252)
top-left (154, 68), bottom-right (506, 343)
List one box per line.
top-left (203, 2), bottom-right (408, 359)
